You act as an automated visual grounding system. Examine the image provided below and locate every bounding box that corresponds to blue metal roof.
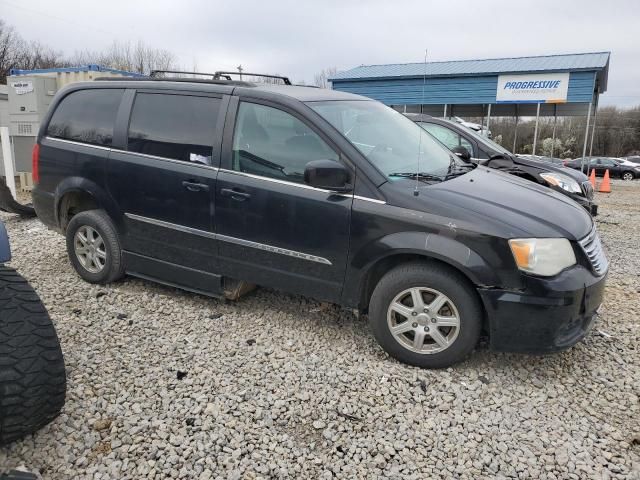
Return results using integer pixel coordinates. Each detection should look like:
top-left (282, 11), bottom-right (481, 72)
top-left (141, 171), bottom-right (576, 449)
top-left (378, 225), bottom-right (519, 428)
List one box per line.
top-left (330, 52), bottom-right (610, 92)
top-left (9, 64), bottom-right (145, 77)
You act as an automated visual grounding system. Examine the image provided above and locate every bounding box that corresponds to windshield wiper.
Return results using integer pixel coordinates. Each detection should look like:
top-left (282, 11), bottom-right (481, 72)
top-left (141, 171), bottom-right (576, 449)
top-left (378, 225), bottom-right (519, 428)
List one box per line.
top-left (444, 157), bottom-right (476, 180)
top-left (389, 172), bottom-right (444, 182)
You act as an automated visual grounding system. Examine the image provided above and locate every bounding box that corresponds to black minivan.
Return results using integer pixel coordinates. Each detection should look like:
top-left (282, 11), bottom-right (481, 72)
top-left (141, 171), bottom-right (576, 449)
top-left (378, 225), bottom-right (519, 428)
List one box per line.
top-left (32, 76), bottom-right (608, 368)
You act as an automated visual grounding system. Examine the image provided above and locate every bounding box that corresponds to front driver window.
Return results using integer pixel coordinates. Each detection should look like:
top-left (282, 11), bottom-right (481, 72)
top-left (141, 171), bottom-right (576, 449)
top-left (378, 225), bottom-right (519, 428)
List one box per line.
top-left (232, 102), bottom-right (339, 184)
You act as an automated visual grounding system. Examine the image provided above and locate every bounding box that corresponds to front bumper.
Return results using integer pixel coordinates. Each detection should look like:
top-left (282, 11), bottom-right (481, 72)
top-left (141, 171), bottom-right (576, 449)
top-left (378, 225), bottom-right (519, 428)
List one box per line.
top-left (478, 265), bottom-right (606, 353)
top-left (573, 195), bottom-right (598, 216)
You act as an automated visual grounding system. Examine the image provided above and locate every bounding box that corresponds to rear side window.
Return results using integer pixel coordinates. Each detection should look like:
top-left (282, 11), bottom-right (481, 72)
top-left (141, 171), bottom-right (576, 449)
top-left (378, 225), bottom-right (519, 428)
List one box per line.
top-left (47, 89), bottom-right (123, 146)
top-left (127, 93), bottom-right (221, 165)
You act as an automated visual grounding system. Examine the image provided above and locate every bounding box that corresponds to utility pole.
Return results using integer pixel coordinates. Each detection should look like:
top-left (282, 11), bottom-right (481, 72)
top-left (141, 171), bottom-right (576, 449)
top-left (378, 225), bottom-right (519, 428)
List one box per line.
top-left (237, 64), bottom-right (243, 81)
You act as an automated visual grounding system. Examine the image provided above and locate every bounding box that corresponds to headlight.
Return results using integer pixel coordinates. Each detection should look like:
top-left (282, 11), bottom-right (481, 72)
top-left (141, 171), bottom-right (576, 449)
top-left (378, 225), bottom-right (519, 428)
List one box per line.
top-left (508, 238), bottom-right (576, 276)
top-left (539, 172), bottom-right (582, 194)
top-left (634, 166), bottom-right (640, 171)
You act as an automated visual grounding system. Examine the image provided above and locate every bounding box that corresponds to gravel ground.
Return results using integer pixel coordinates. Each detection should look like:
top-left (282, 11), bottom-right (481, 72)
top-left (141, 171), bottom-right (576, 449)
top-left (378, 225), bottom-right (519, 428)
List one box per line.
top-left (1, 181), bottom-right (639, 479)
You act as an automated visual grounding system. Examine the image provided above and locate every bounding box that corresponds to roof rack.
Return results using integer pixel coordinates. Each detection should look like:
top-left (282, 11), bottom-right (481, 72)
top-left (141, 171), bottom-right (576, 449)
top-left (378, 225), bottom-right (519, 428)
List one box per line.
top-left (213, 71), bottom-right (291, 85)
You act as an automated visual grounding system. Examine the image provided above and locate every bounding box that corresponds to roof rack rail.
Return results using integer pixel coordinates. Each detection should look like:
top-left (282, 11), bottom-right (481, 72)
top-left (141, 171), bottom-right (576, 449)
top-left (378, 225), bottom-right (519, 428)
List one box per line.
top-left (95, 76), bottom-right (253, 87)
top-left (149, 69), bottom-right (233, 80)
top-left (213, 71), bottom-right (291, 85)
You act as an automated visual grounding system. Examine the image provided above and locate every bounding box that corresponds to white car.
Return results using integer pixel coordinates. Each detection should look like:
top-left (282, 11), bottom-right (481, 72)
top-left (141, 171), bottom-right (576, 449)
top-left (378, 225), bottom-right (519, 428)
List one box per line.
top-left (453, 116), bottom-right (492, 138)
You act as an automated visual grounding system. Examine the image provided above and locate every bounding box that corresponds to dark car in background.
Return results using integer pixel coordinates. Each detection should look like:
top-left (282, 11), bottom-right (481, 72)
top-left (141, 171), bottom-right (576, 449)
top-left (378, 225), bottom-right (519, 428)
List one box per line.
top-left (567, 157), bottom-right (640, 180)
top-left (405, 114), bottom-right (597, 215)
top-left (518, 155), bottom-right (565, 166)
top-left (32, 77), bottom-right (607, 368)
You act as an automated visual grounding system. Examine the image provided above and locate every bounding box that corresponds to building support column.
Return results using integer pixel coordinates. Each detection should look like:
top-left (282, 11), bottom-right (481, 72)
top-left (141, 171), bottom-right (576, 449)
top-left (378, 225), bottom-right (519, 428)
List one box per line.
top-left (532, 103), bottom-right (541, 155)
top-left (513, 106), bottom-right (519, 152)
top-left (443, 104), bottom-right (447, 118)
top-left (589, 100), bottom-right (599, 157)
top-left (581, 102), bottom-right (593, 174)
top-left (551, 104), bottom-right (557, 157)
top-left (485, 104), bottom-right (492, 137)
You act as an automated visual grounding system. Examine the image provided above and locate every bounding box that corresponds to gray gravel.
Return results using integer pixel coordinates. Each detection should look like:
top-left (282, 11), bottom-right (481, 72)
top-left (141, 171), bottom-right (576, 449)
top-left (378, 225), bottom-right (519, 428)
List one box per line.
top-left (1, 181), bottom-right (639, 479)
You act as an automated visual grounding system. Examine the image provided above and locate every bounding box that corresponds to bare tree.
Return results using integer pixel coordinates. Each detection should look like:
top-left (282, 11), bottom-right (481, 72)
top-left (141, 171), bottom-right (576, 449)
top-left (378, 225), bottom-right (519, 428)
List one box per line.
top-left (70, 40), bottom-right (176, 75)
top-left (1, 19), bottom-right (64, 82)
top-left (314, 67), bottom-right (338, 89)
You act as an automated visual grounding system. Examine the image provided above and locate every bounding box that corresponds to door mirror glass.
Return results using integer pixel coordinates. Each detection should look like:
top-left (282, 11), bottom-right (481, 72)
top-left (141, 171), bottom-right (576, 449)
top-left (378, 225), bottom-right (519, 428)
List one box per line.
top-left (451, 146), bottom-right (471, 162)
top-left (304, 160), bottom-right (352, 192)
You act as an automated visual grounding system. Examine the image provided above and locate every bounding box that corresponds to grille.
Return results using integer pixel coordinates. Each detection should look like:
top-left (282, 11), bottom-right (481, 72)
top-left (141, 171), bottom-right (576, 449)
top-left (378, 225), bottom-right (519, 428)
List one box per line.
top-left (581, 181), bottom-right (594, 200)
top-left (579, 227), bottom-right (608, 276)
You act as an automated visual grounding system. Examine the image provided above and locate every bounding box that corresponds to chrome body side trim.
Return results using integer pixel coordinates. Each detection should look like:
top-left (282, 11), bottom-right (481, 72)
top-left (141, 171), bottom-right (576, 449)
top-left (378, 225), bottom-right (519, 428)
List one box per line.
top-left (215, 233), bottom-right (332, 265)
top-left (125, 213), bottom-right (217, 240)
top-left (124, 213), bottom-right (333, 265)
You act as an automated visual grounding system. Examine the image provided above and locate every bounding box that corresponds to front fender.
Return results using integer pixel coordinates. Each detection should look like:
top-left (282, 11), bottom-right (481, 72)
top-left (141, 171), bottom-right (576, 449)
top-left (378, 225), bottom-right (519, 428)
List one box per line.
top-left (0, 222), bottom-right (11, 263)
top-left (342, 231), bottom-right (502, 309)
top-left (53, 177), bottom-right (122, 229)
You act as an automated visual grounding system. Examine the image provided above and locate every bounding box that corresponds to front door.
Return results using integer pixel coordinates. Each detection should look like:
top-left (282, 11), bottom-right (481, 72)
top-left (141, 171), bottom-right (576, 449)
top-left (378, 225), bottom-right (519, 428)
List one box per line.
top-left (215, 100), bottom-right (353, 302)
top-left (107, 90), bottom-right (226, 276)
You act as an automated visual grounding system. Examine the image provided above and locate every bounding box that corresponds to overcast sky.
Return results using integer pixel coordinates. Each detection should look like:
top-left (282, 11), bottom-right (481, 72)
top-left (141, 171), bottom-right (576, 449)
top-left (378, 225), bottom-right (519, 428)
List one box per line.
top-left (2, 0), bottom-right (639, 107)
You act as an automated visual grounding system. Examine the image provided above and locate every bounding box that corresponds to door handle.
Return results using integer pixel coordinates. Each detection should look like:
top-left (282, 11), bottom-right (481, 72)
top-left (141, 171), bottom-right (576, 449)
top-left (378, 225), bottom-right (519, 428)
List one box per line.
top-left (182, 180), bottom-right (210, 192)
top-left (220, 188), bottom-right (251, 201)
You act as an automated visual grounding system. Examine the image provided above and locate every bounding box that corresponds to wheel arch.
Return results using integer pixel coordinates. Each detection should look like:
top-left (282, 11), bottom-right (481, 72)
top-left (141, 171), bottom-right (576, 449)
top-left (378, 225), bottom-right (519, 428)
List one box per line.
top-left (344, 231), bottom-right (499, 313)
top-left (54, 177), bottom-right (121, 232)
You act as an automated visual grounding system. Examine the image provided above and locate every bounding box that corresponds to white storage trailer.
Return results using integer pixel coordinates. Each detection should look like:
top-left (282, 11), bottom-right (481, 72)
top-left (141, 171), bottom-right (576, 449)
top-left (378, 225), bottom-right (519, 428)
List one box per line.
top-left (0, 65), bottom-right (142, 214)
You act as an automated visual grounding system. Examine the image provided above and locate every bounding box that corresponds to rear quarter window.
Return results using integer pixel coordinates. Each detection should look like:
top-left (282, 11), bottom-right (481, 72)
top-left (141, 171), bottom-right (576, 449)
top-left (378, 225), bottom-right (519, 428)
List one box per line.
top-left (47, 89), bottom-right (123, 146)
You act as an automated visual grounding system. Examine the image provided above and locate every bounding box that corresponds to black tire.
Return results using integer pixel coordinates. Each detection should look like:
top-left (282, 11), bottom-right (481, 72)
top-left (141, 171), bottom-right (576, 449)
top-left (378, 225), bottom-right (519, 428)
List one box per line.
top-left (65, 209), bottom-right (125, 284)
top-left (369, 262), bottom-right (482, 369)
top-left (0, 266), bottom-right (66, 445)
top-left (621, 171), bottom-right (634, 181)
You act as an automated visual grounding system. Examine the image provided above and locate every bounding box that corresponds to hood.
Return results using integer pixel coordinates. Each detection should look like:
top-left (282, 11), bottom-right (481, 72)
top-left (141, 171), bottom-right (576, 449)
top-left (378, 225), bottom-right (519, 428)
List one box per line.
top-left (385, 167), bottom-right (593, 240)
top-left (513, 156), bottom-right (588, 182)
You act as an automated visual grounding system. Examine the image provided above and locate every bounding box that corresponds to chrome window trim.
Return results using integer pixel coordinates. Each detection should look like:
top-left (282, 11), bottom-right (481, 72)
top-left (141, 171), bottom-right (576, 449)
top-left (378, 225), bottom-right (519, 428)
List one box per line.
top-left (116, 149), bottom-right (219, 171)
top-left (354, 195), bottom-right (386, 205)
top-left (218, 168), bottom-right (332, 193)
top-left (124, 213), bottom-right (332, 265)
top-left (218, 168), bottom-right (385, 204)
top-left (45, 136), bottom-right (112, 151)
top-left (44, 138), bottom-right (385, 203)
top-left (46, 136), bottom-right (219, 171)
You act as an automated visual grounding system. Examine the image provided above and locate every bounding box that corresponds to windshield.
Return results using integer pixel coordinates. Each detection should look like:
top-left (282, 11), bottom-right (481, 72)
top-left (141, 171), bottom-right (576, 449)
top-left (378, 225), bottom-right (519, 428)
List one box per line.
top-left (308, 100), bottom-right (455, 178)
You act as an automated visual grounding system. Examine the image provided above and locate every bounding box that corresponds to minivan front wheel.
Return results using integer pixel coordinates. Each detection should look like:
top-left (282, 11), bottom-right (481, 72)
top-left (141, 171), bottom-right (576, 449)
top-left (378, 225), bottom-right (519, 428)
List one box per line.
top-left (65, 210), bottom-right (125, 284)
top-left (369, 262), bottom-right (481, 368)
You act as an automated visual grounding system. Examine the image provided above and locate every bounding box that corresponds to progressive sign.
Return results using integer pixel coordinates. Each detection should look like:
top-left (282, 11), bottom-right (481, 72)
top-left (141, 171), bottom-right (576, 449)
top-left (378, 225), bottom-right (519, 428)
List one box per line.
top-left (496, 73), bottom-right (569, 103)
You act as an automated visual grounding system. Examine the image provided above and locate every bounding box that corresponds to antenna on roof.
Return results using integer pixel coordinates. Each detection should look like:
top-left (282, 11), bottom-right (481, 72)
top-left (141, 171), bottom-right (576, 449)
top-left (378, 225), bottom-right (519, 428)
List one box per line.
top-left (414, 49), bottom-right (428, 197)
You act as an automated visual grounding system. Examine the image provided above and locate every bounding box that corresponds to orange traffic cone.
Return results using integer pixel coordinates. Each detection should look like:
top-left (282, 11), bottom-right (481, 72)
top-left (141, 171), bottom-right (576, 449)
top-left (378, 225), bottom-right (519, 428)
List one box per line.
top-left (599, 169), bottom-right (611, 193)
top-left (589, 169), bottom-right (596, 188)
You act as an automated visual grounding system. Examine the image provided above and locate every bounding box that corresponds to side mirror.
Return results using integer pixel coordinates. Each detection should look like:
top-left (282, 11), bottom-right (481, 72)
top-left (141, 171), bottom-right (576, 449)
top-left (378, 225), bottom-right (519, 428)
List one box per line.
top-left (451, 146), bottom-right (471, 162)
top-left (304, 160), bottom-right (352, 192)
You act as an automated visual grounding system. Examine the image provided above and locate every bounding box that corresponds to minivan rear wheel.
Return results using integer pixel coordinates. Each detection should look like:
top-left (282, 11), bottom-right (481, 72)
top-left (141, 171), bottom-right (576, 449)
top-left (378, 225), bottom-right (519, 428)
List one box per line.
top-left (622, 171), bottom-right (634, 181)
top-left (369, 262), bottom-right (482, 368)
top-left (65, 210), bottom-right (125, 284)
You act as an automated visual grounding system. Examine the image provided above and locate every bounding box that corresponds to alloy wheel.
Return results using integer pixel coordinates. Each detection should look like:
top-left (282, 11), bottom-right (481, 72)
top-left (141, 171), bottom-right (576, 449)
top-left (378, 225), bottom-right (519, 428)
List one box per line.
top-left (387, 287), bottom-right (460, 354)
top-left (623, 172), bottom-right (634, 181)
top-left (74, 225), bottom-right (107, 273)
